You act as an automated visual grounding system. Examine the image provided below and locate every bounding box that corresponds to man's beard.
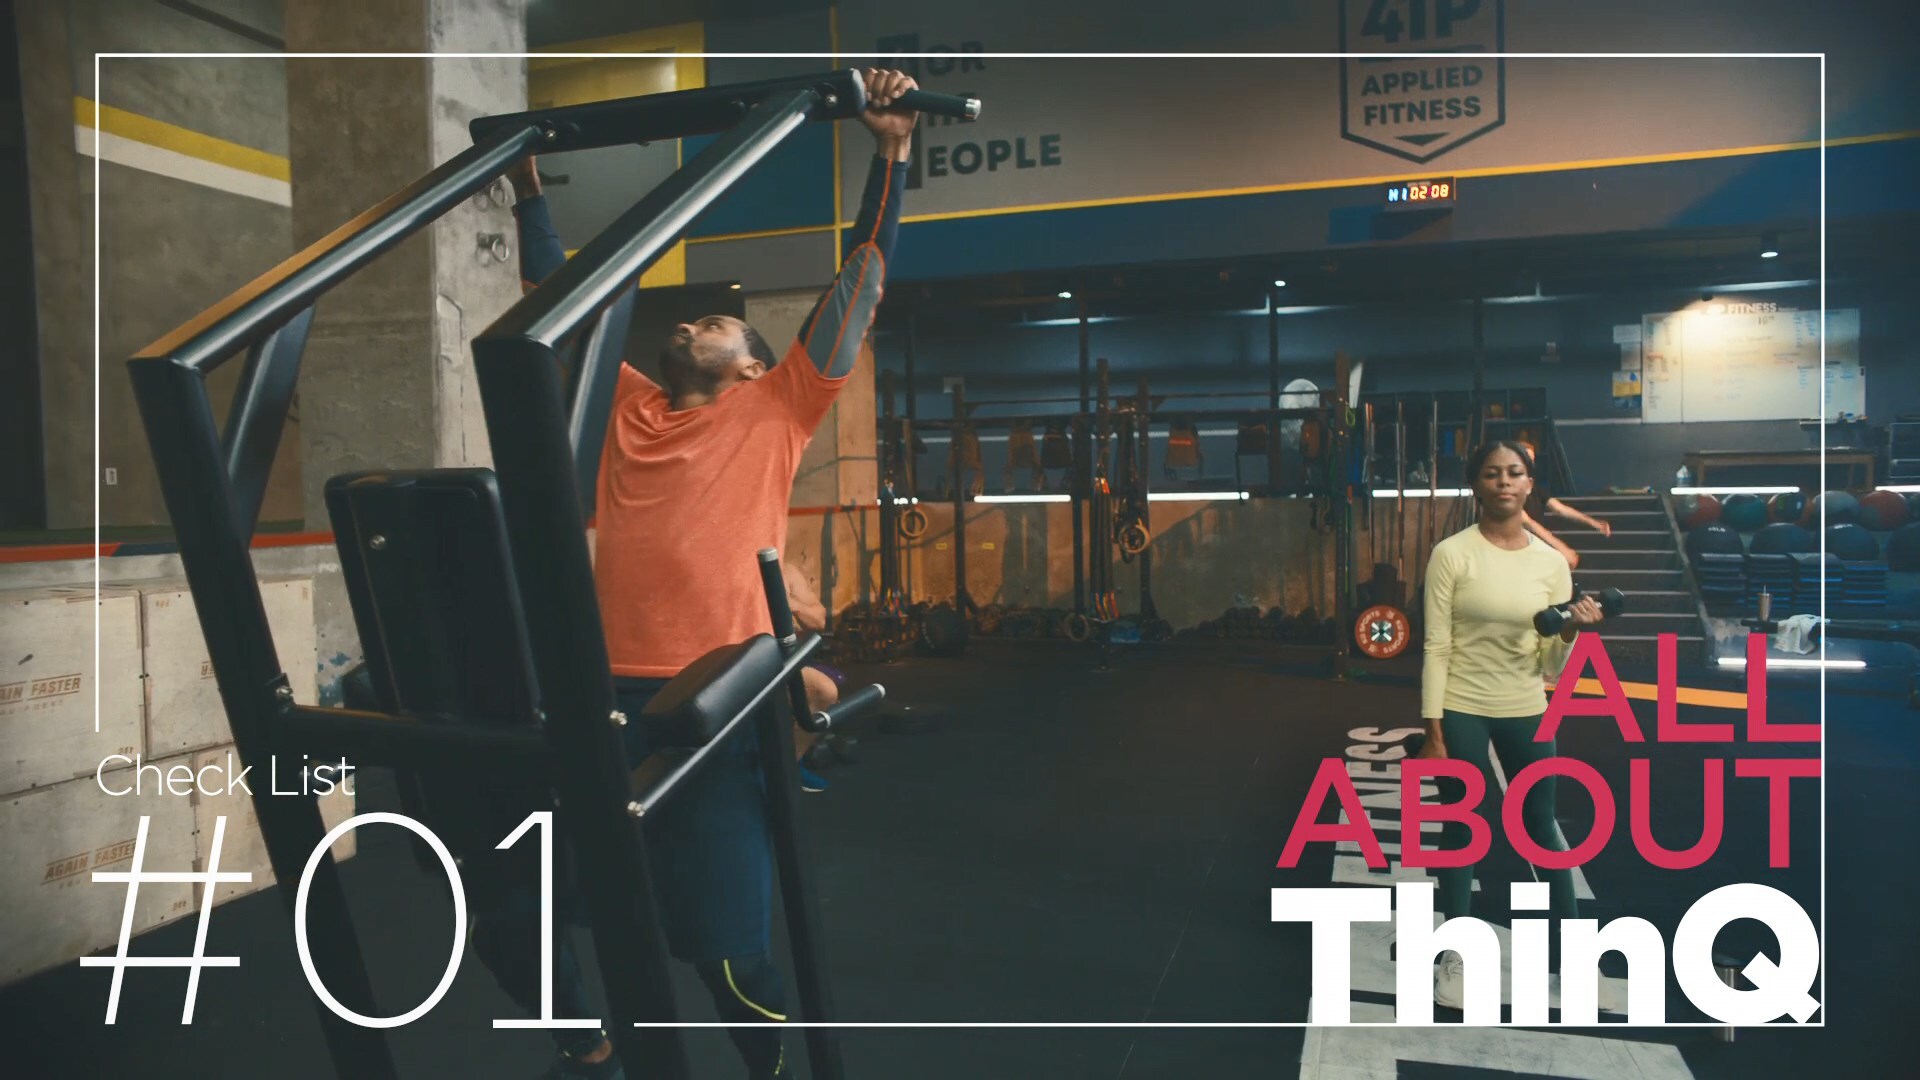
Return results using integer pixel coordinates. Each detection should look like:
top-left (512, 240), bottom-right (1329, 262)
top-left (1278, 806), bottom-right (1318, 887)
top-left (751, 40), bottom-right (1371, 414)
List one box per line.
top-left (659, 341), bottom-right (722, 396)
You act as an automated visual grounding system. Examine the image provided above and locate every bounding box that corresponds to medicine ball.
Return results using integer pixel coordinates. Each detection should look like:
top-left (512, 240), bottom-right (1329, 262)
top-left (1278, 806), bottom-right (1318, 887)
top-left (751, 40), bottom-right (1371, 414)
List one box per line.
top-left (1768, 490), bottom-right (1808, 524)
top-left (1685, 523), bottom-right (1743, 558)
top-left (1814, 490), bottom-right (1860, 526)
top-left (917, 603), bottom-right (969, 657)
top-left (1825, 523), bottom-right (1879, 562)
top-left (1859, 489), bottom-right (1910, 531)
top-left (1749, 521), bottom-right (1816, 555)
top-left (1675, 493), bottom-right (1722, 530)
top-left (1905, 493), bottom-right (1920, 524)
top-left (1720, 493), bottom-right (1768, 532)
top-left (1889, 523), bottom-right (1920, 571)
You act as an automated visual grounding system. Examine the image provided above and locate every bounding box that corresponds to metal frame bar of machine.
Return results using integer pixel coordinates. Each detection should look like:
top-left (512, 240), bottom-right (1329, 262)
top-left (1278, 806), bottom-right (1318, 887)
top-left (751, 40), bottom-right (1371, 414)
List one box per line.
top-left (128, 119), bottom-right (549, 1079)
top-left (468, 82), bottom-right (852, 1080)
top-left (127, 68), bottom-right (893, 1080)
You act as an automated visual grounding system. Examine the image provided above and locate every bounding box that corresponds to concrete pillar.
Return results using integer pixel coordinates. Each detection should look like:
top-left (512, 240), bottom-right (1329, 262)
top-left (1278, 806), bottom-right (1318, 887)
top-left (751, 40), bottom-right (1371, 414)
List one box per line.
top-left (285, 1), bottom-right (526, 701)
top-left (15, 2), bottom-right (85, 530)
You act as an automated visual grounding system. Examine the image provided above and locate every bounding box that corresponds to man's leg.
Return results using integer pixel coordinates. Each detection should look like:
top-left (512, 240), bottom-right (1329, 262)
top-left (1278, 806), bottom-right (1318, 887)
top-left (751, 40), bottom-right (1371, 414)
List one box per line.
top-left (793, 665), bottom-right (842, 792)
top-left (650, 700), bottom-right (792, 1075)
top-left (694, 954), bottom-right (791, 1078)
top-left (470, 885), bottom-right (619, 1074)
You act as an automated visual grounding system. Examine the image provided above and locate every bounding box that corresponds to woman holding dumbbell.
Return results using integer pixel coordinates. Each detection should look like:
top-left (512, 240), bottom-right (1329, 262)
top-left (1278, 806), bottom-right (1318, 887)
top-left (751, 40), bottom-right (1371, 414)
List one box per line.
top-left (1417, 440), bottom-right (1607, 1009)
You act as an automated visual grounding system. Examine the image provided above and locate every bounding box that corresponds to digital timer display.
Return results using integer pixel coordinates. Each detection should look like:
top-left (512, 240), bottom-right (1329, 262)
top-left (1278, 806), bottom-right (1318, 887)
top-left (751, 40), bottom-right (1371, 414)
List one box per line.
top-left (1384, 178), bottom-right (1457, 210)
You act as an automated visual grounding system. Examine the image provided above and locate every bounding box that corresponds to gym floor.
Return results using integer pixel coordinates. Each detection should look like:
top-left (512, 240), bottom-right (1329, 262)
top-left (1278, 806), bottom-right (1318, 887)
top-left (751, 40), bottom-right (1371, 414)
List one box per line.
top-left (6, 639), bottom-right (1911, 1078)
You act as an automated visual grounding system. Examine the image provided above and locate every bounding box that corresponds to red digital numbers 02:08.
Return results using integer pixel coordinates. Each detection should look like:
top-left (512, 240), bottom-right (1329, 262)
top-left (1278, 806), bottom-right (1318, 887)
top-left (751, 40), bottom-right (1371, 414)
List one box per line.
top-left (1385, 179), bottom-right (1456, 207)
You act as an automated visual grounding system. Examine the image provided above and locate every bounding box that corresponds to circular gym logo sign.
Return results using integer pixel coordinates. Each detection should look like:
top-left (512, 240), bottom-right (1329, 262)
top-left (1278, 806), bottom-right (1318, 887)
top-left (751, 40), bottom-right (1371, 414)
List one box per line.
top-left (1340, 0), bottom-right (1507, 164)
top-left (1354, 605), bottom-right (1411, 659)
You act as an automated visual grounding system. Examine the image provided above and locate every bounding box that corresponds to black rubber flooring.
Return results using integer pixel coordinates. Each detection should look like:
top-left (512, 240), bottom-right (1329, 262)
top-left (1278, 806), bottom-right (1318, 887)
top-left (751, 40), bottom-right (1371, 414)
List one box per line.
top-left (3, 639), bottom-right (1912, 1078)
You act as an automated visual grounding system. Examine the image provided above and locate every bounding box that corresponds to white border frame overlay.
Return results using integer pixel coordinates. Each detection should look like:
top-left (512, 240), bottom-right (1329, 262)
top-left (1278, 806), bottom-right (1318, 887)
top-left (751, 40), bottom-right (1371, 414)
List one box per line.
top-left (93, 50), bottom-right (1827, 1022)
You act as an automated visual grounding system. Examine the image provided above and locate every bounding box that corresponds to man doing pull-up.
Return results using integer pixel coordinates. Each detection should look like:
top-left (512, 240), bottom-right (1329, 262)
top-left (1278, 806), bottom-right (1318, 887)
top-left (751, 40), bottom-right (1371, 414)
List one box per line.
top-left (475, 68), bottom-right (920, 1080)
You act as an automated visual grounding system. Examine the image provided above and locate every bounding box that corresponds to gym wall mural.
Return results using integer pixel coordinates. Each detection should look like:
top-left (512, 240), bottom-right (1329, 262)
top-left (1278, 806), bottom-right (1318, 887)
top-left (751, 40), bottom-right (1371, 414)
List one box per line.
top-left (521, 0), bottom-right (1914, 285)
top-left (818, 0), bottom-right (1886, 227)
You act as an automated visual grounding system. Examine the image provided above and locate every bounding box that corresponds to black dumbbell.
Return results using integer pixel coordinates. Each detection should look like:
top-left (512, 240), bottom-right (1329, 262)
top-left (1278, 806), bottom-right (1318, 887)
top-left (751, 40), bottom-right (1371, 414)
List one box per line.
top-left (1534, 587), bottom-right (1626, 636)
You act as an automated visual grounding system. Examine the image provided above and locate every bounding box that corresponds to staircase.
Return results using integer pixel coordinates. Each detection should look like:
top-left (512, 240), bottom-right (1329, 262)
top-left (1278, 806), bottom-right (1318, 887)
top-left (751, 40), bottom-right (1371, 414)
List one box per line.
top-left (1547, 494), bottom-right (1709, 667)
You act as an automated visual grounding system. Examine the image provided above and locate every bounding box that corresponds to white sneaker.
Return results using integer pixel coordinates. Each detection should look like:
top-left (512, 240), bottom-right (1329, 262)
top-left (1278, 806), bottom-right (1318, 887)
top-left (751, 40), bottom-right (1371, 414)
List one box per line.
top-left (1435, 953), bottom-right (1466, 1010)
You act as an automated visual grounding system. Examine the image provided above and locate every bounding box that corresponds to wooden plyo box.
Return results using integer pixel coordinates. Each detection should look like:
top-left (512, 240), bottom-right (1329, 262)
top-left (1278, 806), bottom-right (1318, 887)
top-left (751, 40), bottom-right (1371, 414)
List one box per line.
top-left (0, 586), bottom-right (145, 799)
top-left (141, 579), bottom-right (317, 758)
top-left (0, 763), bottom-right (198, 986)
top-left (190, 745), bottom-right (356, 907)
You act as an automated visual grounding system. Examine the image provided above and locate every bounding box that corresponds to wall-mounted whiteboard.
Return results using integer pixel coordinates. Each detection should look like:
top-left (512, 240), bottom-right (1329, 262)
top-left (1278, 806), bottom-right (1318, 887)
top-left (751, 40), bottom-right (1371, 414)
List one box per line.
top-left (1639, 307), bottom-right (1862, 424)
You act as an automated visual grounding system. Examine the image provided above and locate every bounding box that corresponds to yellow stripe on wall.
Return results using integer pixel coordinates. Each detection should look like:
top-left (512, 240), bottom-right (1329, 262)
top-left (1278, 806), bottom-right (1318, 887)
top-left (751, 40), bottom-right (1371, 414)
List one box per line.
top-left (696, 128), bottom-right (1915, 245)
top-left (685, 223), bottom-right (836, 246)
top-left (530, 24), bottom-right (706, 288)
top-left (75, 97), bottom-right (290, 182)
top-left (691, 122), bottom-right (1904, 243)
top-left (531, 21), bottom-right (706, 101)
top-left (794, 128), bottom-right (1920, 233)
top-left (564, 245), bottom-right (686, 290)
top-left (864, 130), bottom-right (1920, 229)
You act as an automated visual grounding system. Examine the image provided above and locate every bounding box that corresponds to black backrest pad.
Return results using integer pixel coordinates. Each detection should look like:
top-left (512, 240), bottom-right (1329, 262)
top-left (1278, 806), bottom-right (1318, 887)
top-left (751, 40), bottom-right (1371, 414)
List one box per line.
top-left (324, 468), bottom-right (540, 726)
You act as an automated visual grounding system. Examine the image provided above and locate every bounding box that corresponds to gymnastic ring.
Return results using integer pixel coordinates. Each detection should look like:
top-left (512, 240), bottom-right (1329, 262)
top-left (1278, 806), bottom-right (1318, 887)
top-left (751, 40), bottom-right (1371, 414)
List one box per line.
top-left (898, 506), bottom-right (929, 540)
top-left (1118, 520), bottom-right (1150, 557)
top-left (1062, 612), bottom-right (1092, 643)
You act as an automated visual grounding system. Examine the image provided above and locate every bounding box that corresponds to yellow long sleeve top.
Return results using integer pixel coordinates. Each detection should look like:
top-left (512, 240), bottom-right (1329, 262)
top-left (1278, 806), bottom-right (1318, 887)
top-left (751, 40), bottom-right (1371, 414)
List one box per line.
top-left (1421, 525), bottom-right (1578, 720)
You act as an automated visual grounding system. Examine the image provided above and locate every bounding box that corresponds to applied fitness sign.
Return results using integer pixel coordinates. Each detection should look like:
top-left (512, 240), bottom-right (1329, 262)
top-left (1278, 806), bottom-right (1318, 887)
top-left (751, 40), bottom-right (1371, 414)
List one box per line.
top-left (1340, 0), bottom-right (1505, 164)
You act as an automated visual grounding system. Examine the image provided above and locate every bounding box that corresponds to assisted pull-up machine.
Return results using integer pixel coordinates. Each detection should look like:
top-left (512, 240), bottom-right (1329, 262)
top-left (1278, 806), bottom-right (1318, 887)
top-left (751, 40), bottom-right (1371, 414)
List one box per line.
top-left (128, 70), bottom-right (979, 1080)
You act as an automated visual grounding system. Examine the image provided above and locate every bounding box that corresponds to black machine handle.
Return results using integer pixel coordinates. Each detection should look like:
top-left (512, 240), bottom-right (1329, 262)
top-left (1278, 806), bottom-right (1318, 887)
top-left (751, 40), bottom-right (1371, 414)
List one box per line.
top-left (805, 683), bottom-right (886, 734)
top-left (757, 549), bottom-right (889, 734)
top-left (759, 548), bottom-right (801, 648)
top-left (758, 549), bottom-right (826, 741)
top-left (894, 87), bottom-right (981, 121)
top-left (1534, 586), bottom-right (1627, 637)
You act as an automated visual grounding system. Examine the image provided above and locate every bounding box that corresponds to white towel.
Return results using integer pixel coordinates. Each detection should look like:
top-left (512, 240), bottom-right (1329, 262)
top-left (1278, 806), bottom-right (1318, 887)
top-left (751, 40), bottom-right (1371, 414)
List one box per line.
top-left (1772, 614), bottom-right (1827, 655)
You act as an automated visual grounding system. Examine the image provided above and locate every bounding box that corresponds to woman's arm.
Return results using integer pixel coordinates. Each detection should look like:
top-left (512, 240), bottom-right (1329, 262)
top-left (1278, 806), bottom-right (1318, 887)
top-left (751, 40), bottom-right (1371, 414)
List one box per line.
top-left (1419, 546), bottom-right (1459, 754)
top-left (1539, 558), bottom-right (1582, 679)
top-left (1545, 497), bottom-right (1612, 537)
top-left (1523, 510), bottom-right (1581, 568)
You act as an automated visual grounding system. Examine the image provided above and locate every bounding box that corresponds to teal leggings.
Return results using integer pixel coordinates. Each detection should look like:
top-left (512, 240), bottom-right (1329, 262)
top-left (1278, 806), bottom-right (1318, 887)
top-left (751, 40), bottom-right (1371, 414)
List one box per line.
top-left (1433, 710), bottom-right (1580, 923)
